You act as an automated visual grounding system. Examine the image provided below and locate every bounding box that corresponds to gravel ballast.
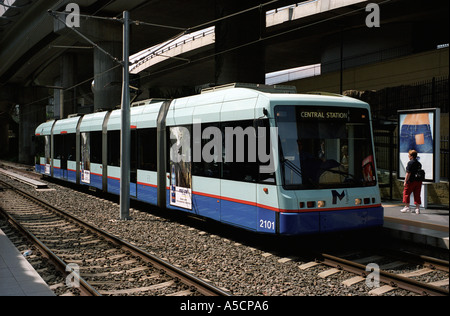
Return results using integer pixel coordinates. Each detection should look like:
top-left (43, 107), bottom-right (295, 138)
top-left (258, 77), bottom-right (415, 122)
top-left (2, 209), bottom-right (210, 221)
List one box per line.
top-left (0, 173), bottom-right (418, 296)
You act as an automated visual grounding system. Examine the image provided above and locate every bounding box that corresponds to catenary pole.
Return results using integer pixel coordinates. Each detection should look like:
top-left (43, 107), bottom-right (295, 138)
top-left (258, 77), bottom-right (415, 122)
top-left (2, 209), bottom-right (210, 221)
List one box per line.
top-left (120, 11), bottom-right (131, 220)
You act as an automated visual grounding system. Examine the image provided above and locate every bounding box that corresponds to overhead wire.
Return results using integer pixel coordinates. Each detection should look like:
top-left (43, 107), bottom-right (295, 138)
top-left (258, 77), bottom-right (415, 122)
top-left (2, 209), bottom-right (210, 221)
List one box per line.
top-left (20, 0), bottom-right (391, 110)
top-left (21, 0), bottom-right (282, 109)
top-left (138, 0), bottom-right (392, 82)
top-left (47, 10), bottom-right (122, 65)
top-left (0, 0), bottom-right (33, 10)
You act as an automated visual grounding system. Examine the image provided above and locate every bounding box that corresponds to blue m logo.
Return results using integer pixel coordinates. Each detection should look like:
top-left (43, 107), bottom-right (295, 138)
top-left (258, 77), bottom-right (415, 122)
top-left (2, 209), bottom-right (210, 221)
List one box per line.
top-left (332, 190), bottom-right (345, 204)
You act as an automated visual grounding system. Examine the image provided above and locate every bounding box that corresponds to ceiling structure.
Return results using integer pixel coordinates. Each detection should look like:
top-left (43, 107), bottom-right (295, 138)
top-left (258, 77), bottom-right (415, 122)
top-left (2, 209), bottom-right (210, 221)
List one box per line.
top-left (0, 0), bottom-right (448, 97)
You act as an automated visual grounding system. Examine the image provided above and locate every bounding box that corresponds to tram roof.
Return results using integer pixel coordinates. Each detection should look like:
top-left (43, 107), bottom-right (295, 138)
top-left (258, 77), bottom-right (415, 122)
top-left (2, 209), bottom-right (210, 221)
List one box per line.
top-left (35, 86), bottom-right (369, 136)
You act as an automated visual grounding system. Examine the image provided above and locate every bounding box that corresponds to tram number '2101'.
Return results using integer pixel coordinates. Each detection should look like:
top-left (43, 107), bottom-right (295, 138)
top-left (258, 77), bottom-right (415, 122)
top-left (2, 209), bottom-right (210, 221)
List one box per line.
top-left (259, 219), bottom-right (275, 230)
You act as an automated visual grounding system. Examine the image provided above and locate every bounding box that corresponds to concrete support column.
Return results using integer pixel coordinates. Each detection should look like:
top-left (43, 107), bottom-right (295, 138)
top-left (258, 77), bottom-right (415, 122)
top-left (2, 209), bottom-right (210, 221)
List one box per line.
top-left (84, 19), bottom-right (123, 112)
top-left (56, 16), bottom-right (122, 112)
top-left (0, 102), bottom-right (10, 158)
top-left (60, 53), bottom-right (77, 118)
top-left (18, 88), bottom-right (47, 164)
top-left (93, 41), bottom-right (122, 111)
top-left (53, 77), bottom-right (62, 119)
top-left (0, 87), bottom-right (16, 159)
top-left (214, 0), bottom-right (266, 85)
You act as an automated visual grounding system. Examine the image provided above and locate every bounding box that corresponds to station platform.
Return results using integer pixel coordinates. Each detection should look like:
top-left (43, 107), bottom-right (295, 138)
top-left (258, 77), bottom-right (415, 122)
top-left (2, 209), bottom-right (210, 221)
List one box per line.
top-left (0, 228), bottom-right (55, 296)
top-left (382, 201), bottom-right (449, 250)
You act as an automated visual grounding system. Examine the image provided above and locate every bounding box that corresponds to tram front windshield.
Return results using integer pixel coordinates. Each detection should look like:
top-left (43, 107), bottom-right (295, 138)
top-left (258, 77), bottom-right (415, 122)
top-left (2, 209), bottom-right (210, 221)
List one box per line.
top-left (275, 105), bottom-right (376, 189)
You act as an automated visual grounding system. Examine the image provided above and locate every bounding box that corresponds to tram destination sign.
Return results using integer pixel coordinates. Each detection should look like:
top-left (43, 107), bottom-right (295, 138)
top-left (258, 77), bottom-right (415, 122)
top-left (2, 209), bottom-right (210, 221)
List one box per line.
top-left (299, 110), bottom-right (349, 120)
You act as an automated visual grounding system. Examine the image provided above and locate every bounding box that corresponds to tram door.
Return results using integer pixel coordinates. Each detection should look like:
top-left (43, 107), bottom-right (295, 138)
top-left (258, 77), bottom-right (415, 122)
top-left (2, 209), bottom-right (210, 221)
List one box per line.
top-left (220, 120), bottom-right (258, 230)
top-left (60, 135), bottom-right (68, 180)
top-left (53, 134), bottom-right (68, 180)
top-left (130, 130), bottom-right (137, 197)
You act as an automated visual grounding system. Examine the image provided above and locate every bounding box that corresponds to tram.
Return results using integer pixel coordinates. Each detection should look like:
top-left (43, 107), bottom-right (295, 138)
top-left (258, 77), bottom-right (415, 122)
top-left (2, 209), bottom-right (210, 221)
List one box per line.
top-left (35, 83), bottom-right (383, 235)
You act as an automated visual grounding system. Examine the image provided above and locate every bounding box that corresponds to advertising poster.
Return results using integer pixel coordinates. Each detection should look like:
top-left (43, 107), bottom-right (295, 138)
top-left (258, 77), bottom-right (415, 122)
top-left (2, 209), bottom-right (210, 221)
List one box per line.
top-left (45, 135), bottom-right (51, 175)
top-left (398, 108), bottom-right (440, 183)
top-left (81, 132), bottom-right (91, 184)
top-left (169, 126), bottom-right (192, 210)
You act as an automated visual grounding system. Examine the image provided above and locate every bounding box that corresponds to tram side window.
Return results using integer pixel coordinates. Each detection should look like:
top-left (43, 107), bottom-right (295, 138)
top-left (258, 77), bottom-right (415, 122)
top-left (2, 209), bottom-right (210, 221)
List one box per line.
top-left (131, 130), bottom-right (137, 170)
top-left (107, 130), bottom-right (120, 166)
top-left (138, 128), bottom-right (157, 171)
top-left (192, 122), bottom-right (221, 178)
top-left (54, 134), bottom-right (76, 166)
top-left (222, 120), bottom-right (259, 183)
top-left (35, 136), bottom-right (45, 164)
top-left (65, 134), bottom-right (76, 161)
top-left (257, 120), bottom-right (276, 184)
top-left (90, 131), bottom-right (102, 164)
top-left (54, 135), bottom-right (63, 159)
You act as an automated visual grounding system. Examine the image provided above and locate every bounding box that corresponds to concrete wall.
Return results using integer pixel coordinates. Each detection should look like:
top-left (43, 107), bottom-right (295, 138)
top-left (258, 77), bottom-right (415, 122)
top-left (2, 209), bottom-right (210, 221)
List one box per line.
top-left (379, 179), bottom-right (449, 207)
top-left (291, 48), bottom-right (449, 93)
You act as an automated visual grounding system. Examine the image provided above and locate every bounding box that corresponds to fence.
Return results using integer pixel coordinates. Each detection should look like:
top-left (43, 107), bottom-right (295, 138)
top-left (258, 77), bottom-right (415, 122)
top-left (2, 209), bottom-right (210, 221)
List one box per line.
top-left (350, 77), bottom-right (449, 199)
top-left (362, 76), bottom-right (449, 120)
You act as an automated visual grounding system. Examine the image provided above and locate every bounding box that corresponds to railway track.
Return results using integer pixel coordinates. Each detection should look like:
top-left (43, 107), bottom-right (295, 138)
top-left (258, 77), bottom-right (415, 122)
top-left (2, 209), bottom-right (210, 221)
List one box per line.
top-left (0, 165), bottom-right (448, 296)
top-left (297, 250), bottom-right (449, 296)
top-left (0, 179), bottom-right (230, 297)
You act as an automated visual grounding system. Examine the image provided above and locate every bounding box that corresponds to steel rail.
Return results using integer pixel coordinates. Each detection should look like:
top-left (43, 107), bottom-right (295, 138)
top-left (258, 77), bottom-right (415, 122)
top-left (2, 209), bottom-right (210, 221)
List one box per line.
top-left (0, 187), bottom-right (100, 296)
top-left (319, 253), bottom-right (449, 296)
top-left (380, 248), bottom-right (449, 273)
top-left (0, 179), bottom-right (230, 296)
top-left (421, 255), bottom-right (449, 273)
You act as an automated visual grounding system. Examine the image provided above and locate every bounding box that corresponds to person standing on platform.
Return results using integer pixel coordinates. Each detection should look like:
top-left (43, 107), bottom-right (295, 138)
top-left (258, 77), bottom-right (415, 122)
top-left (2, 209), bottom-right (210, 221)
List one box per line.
top-left (401, 149), bottom-right (422, 214)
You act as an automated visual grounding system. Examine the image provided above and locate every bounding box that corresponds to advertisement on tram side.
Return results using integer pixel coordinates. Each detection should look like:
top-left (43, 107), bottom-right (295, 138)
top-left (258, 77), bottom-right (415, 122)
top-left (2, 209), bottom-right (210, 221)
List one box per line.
top-left (169, 126), bottom-right (192, 210)
top-left (81, 132), bottom-right (91, 184)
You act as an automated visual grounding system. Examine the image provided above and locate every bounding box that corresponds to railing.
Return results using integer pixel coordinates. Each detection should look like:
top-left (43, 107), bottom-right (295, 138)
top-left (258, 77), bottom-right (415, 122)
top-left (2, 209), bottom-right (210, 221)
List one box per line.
top-left (130, 26), bottom-right (215, 73)
top-left (266, 45), bottom-right (415, 85)
top-left (369, 76), bottom-right (449, 120)
top-left (266, 64), bottom-right (321, 85)
top-left (266, 0), bottom-right (318, 15)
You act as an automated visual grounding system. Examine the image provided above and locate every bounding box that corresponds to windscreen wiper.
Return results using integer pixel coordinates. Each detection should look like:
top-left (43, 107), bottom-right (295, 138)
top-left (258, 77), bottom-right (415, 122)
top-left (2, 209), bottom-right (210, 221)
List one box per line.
top-left (320, 168), bottom-right (359, 183)
top-left (281, 157), bottom-right (302, 177)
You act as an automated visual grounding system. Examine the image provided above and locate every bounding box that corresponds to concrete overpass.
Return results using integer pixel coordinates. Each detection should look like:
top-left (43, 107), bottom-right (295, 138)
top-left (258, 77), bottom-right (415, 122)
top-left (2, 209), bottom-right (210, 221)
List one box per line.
top-left (2, 0), bottom-right (447, 94)
top-left (0, 0), bottom-right (448, 162)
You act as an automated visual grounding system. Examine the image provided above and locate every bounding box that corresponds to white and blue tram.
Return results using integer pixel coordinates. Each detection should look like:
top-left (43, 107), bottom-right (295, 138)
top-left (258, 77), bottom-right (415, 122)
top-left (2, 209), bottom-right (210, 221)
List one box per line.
top-left (35, 83), bottom-right (383, 235)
